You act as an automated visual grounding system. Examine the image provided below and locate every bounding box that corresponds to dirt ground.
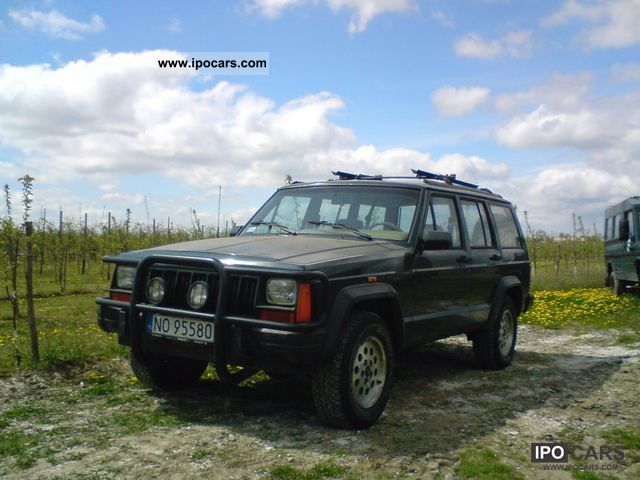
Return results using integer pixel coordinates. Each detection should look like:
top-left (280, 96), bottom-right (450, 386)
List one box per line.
top-left (1, 324), bottom-right (638, 479)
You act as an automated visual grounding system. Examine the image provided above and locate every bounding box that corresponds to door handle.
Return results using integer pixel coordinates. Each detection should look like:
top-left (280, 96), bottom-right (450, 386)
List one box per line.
top-left (490, 254), bottom-right (503, 261)
top-left (456, 255), bottom-right (472, 263)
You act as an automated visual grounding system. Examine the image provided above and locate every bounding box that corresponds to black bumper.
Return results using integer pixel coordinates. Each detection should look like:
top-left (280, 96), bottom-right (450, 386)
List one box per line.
top-left (97, 298), bottom-right (325, 373)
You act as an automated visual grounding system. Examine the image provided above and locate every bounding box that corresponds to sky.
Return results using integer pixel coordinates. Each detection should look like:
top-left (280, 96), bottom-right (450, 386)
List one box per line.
top-left (1, 0), bottom-right (639, 235)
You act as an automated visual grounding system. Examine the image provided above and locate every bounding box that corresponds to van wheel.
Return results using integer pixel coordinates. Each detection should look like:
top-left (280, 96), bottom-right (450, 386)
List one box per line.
top-left (130, 349), bottom-right (208, 391)
top-left (473, 296), bottom-right (517, 370)
top-left (311, 311), bottom-right (394, 429)
top-left (610, 272), bottom-right (625, 296)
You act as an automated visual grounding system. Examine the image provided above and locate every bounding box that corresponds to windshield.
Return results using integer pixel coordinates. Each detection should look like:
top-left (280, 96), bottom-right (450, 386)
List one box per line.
top-left (242, 185), bottom-right (420, 242)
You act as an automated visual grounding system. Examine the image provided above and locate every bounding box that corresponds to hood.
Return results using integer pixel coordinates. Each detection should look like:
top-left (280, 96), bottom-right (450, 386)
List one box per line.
top-left (144, 234), bottom-right (403, 266)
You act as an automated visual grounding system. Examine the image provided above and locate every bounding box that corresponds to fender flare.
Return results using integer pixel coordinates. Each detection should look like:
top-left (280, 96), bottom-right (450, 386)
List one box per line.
top-left (489, 276), bottom-right (524, 321)
top-left (320, 283), bottom-right (403, 360)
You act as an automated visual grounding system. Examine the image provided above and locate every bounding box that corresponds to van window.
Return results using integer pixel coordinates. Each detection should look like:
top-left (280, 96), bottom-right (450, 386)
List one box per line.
top-left (490, 204), bottom-right (522, 248)
top-left (424, 196), bottom-right (462, 248)
top-left (625, 211), bottom-right (635, 241)
top-left (604, 218), bottom-right (610, 240)
top-left (461, 200), bottom-right (494, 248)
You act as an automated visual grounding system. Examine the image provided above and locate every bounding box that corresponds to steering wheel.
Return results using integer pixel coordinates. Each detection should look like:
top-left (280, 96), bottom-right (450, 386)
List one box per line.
top-left (368, 222), bottom-right (402, 231)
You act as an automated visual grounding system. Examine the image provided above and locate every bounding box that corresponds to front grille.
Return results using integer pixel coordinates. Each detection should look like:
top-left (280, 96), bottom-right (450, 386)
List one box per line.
top-left (145, 268), bottom-right (258, 317)
top-left (228, 276), bottom-right (258, 317)
top-left (147, 267), bottom-right (218, 312)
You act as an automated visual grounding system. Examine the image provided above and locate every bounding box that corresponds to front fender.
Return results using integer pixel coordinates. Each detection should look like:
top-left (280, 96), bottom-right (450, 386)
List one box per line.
top-left (320, 283), bottom-right (403, 360)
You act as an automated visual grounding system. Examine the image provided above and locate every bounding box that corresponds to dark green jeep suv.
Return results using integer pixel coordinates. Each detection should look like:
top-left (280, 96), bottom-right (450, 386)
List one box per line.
top-left (97, 170), bottom-right (532, 428)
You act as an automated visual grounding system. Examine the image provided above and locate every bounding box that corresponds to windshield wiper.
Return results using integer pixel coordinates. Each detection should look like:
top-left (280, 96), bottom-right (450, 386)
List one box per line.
top-left (308, 220), bottom-right (372, 240)
top-left (250, 221), bottom-right (297, 236)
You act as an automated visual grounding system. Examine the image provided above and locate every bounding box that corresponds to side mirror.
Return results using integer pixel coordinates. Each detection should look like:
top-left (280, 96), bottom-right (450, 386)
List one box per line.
top-left (619, 219), bottom-right (630, 241)
top-left (421, 230), bottom-right (452, 250)
top-left (229, 225), bottom-right (243, 237)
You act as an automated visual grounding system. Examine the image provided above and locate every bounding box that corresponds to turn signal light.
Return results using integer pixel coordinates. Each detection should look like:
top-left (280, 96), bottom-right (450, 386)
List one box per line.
top-left (258, 282), bottom-right (312, 323)
top-left (111, 292), bottom-right (132, 302)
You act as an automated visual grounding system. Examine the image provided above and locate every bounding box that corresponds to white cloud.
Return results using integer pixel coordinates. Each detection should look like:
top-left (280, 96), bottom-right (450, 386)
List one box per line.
top-left (249, 0), bottom-right (416, 32)
top-left (612, 63), bottom-right (640, 83)
top-left (0, 50), bottom-right (510, 197)
top-left (494, 72), bottom-right (592, 113)
top-left (501, 166), bottom-right (638, 233)
top-left (432, 10), bottom-right (454, 28)
top-left (431, 86), bottom-right (490, 117)
top-left (9, 9), bottom-right (105, 40)
top-left (167, 18), bottom-right (182, 34)
top-left (495, 105), bottom-right (605, 149)
top-left (454, 30), bottom-right (532, 60)
top-left (542, 0), bottom-right (640, 48)
top-left (494, 75), bottom-right (640, 172)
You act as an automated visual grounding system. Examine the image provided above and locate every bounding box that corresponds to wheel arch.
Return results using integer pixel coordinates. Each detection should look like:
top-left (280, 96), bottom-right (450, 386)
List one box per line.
top-left (489, 276), bottom-right (524, 321)
top-left (321, 283), bottom-right (404, 360)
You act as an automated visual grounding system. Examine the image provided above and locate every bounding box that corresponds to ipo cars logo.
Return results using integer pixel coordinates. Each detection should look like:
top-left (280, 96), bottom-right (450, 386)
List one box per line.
top-left (531, 443), bottom-right (568, 463)
top-left (531, 443), bottom-right (625, 463)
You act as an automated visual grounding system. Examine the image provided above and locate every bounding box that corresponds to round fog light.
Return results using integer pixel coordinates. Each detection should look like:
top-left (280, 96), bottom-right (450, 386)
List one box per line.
top-left (188, 281), bottom-right (209, 309)
top-left (147, 277), bottom-right (165, 305)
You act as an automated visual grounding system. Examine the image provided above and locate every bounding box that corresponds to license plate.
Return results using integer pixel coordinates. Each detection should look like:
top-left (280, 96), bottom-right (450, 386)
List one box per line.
top-left (146, 314), bottom-right (214, 344)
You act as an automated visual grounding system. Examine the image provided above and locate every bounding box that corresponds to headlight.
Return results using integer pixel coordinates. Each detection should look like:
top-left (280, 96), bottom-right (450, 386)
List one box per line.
top-left (188, 281), bottom-right (209, 309)
top-left (147, 277), bottom-right (165, 305)
top-left (116, 266), bottom-right (136, 289)
top-left (266, 278), bottom-right (297, 306)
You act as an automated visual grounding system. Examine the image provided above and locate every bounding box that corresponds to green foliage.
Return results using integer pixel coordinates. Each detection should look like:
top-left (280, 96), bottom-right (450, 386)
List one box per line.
top-left (521, 288), bottom-right (640, 330)
top-left (270, 461), bottom-right (351, 480)
top-left (455, 448), bottom-right (524, 480)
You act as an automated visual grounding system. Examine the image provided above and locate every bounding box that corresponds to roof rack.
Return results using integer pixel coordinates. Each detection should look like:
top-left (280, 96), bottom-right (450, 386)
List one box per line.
top-left (411, 169), bottom-right (479, 189)
top-left (330, 169), bottom-right (495, 194)
top-left (331, 171), bottom-right (383, 180)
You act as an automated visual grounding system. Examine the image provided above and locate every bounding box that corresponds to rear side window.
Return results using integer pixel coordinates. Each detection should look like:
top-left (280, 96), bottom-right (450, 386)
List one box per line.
top-left (461, 200), bottom-right (494, 248)
top-left (424, 196), bottom-right (462, 248)
top-left (490, 205), bottom-right (522, 248)
top-left (625, 210), bottom-right (636, 241)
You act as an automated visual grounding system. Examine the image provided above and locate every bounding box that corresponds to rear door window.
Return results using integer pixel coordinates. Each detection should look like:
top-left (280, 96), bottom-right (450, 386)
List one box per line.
top-left (461, 200), bottom-right (494, 248)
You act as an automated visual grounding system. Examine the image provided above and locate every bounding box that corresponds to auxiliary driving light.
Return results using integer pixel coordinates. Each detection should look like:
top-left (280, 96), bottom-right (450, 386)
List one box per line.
top-left (188, 281), bottom-right (209, 309)
top-left (147, 277), bottom-right (165, 305)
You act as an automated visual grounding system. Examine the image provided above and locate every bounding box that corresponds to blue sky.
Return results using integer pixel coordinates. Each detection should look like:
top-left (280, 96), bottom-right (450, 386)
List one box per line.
top-left (1, 0), bottom-right (639, 233)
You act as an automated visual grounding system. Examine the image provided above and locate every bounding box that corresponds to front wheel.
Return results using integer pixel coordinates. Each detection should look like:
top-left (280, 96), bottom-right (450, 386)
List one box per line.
top-left (473, 297), bottom-right (517, 370)
top-left (311, 311), bottom-right (394, 429)
top-left (130, 349), bottom-right (208, 392)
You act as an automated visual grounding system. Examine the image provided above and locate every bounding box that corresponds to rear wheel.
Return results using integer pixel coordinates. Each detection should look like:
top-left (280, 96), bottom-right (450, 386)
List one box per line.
top-left (311, 311), bottom-right (394, 429)
top-left (610, 271), bottom-right (626, 297)
top-left (473, 296), bottom-right (517, 370)
top-left (130, 349), bottom-right (208, 391)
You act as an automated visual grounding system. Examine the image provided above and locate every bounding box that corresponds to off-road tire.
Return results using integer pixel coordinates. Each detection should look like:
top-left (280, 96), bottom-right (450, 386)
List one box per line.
top-left (130, 349), bottom-right (208, 392)
top-left (311, 311), bottom-right (394, 429)
top-left (473, 296), bottom-right (517, 370)
top-left (610, 271), bottom-right (626, 297)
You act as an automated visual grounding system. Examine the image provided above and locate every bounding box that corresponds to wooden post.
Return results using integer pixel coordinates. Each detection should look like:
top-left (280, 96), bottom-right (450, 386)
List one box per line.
top-left (24, 221), bottom-right (39, 362)
top-left (82, 212), bottom-right (88, 275)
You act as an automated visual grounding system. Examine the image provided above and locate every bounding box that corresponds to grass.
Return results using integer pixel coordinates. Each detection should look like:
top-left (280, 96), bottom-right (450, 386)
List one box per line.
top-left (455, 448), bottom-right (524, 480)
top-left (0, 291), bottom-right (126, 376)
top-left (521, 287), bottom-right (640, 330)
top-left (601, 428), bottom-right (640, 450)
top-left (531, 261), bottom-right (605, 291)
top-left (270, 461), bottom-right (351, 480)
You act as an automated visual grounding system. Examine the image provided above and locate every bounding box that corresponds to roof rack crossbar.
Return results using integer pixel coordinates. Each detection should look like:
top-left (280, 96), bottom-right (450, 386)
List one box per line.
top-left (411, 169), bottom-right (479, 189)
top-left (331, 171), bottom-right (383, 180)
